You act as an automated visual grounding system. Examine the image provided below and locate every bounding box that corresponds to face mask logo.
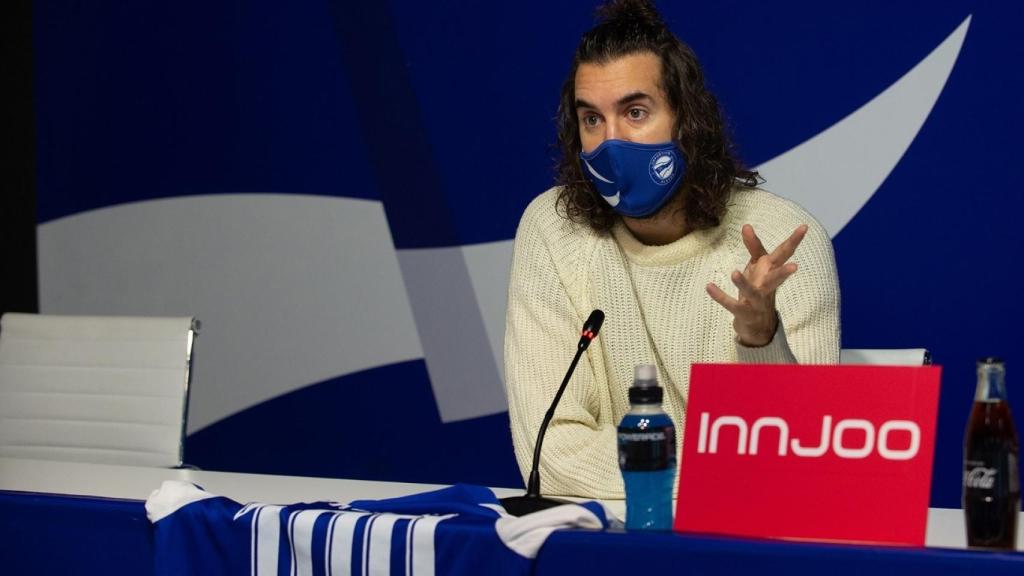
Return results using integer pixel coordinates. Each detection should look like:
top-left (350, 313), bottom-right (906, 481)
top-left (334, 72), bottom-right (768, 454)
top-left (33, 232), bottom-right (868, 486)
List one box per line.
top-left (580, 140), bottom-right (685, 218)
top-left (582, 160), bottom-right (621, 206)
top-left (650, 151), bottom-right (677, 184)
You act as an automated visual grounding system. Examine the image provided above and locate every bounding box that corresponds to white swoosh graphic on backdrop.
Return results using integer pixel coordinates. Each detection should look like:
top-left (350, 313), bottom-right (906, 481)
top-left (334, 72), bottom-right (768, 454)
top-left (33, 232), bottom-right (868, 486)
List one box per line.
top-left (38, 195), bottom-right (424, 432)
top-left (756, 15), bottom-right (971, 237)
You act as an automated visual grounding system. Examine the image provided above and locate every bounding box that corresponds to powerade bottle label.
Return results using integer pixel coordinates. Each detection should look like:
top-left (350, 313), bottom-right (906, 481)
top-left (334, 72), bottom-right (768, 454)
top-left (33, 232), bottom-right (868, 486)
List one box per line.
top-left (617, 421), bottom-right (676, 471)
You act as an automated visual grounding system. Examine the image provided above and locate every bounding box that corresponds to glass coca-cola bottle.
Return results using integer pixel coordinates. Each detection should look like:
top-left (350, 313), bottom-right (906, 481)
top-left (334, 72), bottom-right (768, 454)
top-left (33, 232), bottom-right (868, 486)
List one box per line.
top-left (963, 357), bottom-right (1020, 549)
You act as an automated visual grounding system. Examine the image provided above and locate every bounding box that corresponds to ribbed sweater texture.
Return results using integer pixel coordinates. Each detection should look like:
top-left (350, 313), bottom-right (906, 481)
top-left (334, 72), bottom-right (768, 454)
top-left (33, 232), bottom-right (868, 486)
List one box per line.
top-left (504, 186), bottom-right (841, 498)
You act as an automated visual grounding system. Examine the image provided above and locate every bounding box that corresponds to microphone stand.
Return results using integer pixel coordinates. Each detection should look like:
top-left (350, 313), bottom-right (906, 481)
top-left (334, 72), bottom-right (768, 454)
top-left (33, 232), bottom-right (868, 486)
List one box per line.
top-left (501, 311), bottom-right (603, 517)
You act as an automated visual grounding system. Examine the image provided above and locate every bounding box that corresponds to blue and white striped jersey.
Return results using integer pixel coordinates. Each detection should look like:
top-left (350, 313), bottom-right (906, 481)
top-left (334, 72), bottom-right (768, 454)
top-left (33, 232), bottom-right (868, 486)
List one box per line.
top-left (146, 481), bottom-right (614, 576)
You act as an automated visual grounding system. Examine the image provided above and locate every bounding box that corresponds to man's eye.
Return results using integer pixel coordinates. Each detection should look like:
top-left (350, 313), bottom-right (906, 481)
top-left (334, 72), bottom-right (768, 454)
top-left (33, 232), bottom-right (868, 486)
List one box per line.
top-left (627, 108), bottom-right (648, 120)
top-left (582, 114), bottom-right (600, 127)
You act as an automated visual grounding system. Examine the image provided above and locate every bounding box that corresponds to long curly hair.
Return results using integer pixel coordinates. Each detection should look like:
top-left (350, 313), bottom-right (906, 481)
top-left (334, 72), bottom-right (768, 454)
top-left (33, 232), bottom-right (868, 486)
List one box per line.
top-left (556, 0), bottom-right (758, 233)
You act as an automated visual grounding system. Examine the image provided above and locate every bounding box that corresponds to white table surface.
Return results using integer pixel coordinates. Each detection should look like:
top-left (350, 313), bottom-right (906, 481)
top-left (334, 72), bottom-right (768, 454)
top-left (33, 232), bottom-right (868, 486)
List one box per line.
top-left (0, 456), bottom-right (1009, 550)
top-left (0, 456), bottom-right (521, 504)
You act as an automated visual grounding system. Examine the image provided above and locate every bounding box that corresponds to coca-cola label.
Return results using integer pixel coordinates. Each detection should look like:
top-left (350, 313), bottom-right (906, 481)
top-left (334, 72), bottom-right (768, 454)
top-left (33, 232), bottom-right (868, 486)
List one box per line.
top-left (963, 455), bottom-right (1020, 494)
top-left (964, 464), bottom-right (998, 489)
top-left (675, 364), bottom-right (941, 546)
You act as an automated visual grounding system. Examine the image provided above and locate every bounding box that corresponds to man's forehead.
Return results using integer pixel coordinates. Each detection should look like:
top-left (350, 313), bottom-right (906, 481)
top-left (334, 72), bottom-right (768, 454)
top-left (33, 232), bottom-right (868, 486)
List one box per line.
top-left (574, 52), bottom-right (665, 106)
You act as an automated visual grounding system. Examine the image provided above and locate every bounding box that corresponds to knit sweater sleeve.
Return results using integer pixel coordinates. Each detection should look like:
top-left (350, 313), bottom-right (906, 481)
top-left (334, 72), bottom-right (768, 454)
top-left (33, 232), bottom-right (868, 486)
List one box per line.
top-left (734, 193), bottom-right (841, 364)
top-left (504, 191), bottom-right (623, 498)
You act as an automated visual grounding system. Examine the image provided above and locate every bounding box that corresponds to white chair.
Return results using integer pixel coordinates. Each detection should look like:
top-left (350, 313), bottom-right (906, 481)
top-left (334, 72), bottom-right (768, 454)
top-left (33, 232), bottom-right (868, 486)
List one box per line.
top-left (839, 348), bottom-right (931, 366)
top-left (0, 313), bottom-right (198, 467)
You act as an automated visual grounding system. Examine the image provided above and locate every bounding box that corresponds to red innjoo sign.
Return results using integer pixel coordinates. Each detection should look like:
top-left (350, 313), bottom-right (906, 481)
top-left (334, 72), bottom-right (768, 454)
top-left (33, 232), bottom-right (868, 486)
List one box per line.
top-left (675, 364), bottom-right (942, 546)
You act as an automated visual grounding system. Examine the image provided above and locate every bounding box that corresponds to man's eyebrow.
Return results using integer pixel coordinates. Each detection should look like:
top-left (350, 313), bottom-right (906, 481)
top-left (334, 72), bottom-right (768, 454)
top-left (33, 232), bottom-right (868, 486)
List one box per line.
top-left (616, 91), bottom-right (653, 106)
top-left (575, 98), bottom-right (597, 110)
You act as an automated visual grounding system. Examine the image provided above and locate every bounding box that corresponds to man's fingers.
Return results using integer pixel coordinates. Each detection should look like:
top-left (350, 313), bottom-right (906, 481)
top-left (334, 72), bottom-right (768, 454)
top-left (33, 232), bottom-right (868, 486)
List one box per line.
top-left (769, 224), bottom-right (809, 264)
top-left (732, 263), bottom-right (797, 299)
top-left (706, 282), bottom-right (740, 313)
top-left (730, 270), bottom-right (756, 297)
top-left (729, 259), bottom-right (798, 295)
top-left (741, 224), bottom-right (768, 262)
top-left (762, 262), bottom-right (799, 292)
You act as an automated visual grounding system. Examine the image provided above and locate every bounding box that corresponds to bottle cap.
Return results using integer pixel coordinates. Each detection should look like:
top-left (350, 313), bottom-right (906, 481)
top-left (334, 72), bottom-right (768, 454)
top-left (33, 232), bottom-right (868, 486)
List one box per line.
top-left (634, 364), bottom-right (657, 381)
top-left (629, 363), bottom-right (663, 404)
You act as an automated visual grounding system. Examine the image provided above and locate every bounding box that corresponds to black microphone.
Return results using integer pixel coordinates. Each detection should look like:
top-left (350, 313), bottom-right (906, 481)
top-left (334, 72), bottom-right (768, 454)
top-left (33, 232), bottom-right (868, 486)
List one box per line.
top-left (501, 310), bottom-right (605, 517)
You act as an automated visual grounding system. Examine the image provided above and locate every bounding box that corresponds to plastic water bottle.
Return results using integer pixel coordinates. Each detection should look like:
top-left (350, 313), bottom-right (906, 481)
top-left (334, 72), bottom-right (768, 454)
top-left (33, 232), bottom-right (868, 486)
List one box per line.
top-left (618, 364), bottom-right (676, 530)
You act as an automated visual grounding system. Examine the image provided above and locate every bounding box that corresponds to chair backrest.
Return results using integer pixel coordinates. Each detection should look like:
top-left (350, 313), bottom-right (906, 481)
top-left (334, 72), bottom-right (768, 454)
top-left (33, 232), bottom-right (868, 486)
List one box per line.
top-left (0, 313), bottom-right (198, 467)
top-left (839, 348), bottom-right (931, 366)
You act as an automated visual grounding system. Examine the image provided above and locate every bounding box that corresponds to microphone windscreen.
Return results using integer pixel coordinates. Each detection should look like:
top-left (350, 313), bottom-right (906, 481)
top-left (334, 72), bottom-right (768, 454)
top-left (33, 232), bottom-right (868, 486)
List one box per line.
top-left (583, 309), bottom-right (605, 336)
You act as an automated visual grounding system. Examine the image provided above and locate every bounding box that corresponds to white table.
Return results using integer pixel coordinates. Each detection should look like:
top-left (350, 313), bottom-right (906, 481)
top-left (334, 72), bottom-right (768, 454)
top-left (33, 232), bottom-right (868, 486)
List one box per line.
top-left (0, 456), bottom-right (519, 505)
top-left (0, 456), bottom-right (1010, 549)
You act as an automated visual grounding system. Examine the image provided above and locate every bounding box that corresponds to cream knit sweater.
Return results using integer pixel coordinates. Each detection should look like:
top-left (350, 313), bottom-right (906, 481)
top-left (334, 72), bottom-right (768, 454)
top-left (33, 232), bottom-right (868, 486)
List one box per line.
top-left (504, 186), bottom-right (840, 499)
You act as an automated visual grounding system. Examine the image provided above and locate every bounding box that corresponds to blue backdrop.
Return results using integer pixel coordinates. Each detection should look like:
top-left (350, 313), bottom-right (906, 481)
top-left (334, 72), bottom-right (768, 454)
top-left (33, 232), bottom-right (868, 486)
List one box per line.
top-left (32, 1), bottom-right (1023, 509)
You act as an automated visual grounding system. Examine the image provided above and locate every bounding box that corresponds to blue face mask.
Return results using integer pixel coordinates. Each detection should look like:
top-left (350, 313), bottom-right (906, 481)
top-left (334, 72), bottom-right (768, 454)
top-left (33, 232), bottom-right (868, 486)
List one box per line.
top-left (579, 140), bottom-right (686, 218)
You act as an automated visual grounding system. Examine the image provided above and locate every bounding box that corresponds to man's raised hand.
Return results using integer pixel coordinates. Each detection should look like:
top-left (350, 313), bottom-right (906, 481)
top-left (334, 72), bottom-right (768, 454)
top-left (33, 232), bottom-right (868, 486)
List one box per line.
top-left (705, 224), bottom-right (808, 347)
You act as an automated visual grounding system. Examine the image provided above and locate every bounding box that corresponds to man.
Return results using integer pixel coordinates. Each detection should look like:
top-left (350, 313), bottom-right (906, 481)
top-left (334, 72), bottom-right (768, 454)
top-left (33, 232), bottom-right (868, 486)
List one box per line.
top-left (504, 0), bottom-right (840, 499)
